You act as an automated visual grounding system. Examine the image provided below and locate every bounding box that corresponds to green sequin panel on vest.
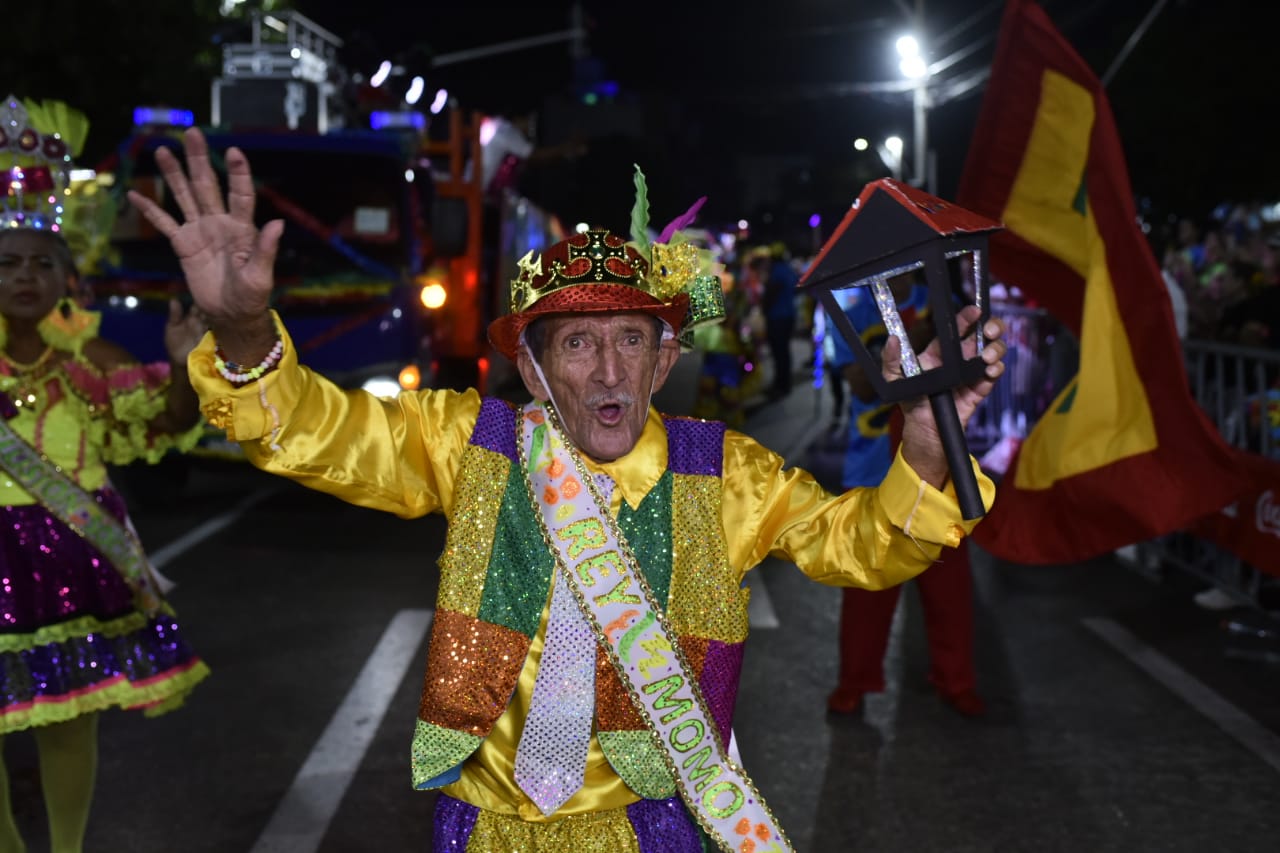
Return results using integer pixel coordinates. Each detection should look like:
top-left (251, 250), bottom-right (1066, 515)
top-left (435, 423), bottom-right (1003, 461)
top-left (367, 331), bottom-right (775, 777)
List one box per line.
top-left (476, 462), bottom-right (556, 638)
top-left (617, 471), bottom-right (674, 606)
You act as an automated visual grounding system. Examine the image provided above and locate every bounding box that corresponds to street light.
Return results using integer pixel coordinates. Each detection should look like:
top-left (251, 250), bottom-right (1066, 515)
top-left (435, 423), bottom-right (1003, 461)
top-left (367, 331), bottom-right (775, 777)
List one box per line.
top-left (896, 36), bottom-right (926, 77)
top-left (895, 32), bottom-right (931, 192)
top-left (404, 75), bottom-right (425, 105)
top-left (877, 136), bottom-right (904, 181)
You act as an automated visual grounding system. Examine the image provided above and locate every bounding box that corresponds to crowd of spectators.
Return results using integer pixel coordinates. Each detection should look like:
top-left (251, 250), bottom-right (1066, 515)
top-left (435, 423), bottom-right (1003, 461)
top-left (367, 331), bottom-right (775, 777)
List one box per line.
top-left (1154, 203), bottom-right (1280, 349)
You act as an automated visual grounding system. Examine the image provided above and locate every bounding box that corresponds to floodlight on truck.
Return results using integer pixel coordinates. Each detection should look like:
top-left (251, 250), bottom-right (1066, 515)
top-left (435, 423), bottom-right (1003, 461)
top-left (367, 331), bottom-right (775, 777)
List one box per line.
top-left (132, 107), bottom-right (194, 129)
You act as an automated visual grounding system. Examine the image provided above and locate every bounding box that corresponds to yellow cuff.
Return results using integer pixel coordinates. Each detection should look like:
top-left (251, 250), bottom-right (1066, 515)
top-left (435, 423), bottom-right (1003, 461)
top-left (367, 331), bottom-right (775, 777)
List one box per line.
top-left (877, 447), bottom-right (996, 548)
top-left (188, 311), bottom-right (300, 446)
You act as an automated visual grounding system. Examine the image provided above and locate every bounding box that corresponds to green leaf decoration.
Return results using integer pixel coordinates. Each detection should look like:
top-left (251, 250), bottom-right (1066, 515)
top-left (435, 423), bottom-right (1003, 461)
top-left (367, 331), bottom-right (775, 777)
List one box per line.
top-left (630, 164), bottom-right (650, 254)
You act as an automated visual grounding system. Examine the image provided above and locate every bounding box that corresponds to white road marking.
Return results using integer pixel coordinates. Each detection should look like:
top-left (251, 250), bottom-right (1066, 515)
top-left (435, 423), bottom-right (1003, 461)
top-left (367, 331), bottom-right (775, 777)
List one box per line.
top-left (746, 571), bottom-right (780, 629)
top-left (1083, 617), bottom-right (1280, 775)
top-left (149, 485), bottom-right (284, 570)
top-left (250, 609), bottom-right (434, 853)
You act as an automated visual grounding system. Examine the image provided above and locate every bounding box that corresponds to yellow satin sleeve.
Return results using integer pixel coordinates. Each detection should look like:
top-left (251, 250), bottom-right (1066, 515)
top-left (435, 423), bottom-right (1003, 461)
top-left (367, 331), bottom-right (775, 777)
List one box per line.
top-left (188, 317), bottom-right (480, 519)
top-left (721, 429), bottom-right (995, 588)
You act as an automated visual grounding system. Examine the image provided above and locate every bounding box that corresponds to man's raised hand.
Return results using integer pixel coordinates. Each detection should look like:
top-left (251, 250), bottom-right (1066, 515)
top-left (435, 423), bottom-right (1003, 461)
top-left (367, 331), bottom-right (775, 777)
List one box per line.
top-left (127, 127), bottom-right (282, 327)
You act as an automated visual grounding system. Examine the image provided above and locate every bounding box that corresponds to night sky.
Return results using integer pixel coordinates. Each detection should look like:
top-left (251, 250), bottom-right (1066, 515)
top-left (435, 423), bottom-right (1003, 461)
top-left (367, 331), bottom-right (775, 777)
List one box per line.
top-left (287, 0), bottom-right (1276, 237)
top-left (9, 1), bottom-right (1273, 245)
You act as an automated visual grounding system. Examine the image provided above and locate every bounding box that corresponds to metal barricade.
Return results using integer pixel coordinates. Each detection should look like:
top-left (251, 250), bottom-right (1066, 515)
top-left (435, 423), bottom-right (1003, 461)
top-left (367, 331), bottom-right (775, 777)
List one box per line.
top-left (1139, 340), bottom-right (1280, 613)
top-left (965, 303), bottom-right (1065, 458)
top-left (1185, 341), bottom-right (1280, 460)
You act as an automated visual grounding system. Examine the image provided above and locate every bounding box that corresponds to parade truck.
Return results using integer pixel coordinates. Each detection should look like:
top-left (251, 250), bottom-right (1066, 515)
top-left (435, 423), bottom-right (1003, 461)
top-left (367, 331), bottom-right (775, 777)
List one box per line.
top-left (88, 119), bottom-right (454, 463)
top-left (80, 10), bottom-right (488, 488)
top-left (86, 10), bottom-right (562, 491)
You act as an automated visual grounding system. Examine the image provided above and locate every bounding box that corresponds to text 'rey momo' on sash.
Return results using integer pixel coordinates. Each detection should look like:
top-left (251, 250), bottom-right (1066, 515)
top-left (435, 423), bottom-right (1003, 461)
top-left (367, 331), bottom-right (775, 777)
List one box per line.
top-left (518, 402), bottom-right (791, 853)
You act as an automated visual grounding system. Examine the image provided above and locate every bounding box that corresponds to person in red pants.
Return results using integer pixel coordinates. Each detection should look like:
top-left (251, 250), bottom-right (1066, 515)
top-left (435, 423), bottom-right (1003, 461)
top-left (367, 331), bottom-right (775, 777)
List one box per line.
top-left (827, 542), bottom-right (985, 716)
top-left (825, 274), bottom-right (986, 717)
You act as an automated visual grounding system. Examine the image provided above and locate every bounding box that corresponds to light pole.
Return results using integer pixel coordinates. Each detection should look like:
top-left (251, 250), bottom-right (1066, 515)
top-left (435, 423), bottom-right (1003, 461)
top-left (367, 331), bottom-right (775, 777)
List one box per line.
top-left (877, 136), bottom-right (905, 182)
top-left (895, 22), bottom-right (932, 192)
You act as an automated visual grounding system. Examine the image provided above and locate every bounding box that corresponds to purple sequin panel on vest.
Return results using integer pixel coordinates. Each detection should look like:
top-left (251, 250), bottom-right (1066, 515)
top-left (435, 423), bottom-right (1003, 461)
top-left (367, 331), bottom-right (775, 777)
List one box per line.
top-left (700, 640), bottom-right (745, 747)
top-left (627, 796), bottom-right (704, 852)
top-left (431, 795), bottom-right (480, 851)
top-left (470, 397), bottom-right (519, 461)
top-left (662, 416), bottom-right (726, 477)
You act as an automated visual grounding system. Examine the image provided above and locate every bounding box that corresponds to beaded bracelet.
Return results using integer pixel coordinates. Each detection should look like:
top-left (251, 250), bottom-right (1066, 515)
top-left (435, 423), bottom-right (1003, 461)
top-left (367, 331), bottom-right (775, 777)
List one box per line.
top-left (214, 337), bottom-right (285, 386)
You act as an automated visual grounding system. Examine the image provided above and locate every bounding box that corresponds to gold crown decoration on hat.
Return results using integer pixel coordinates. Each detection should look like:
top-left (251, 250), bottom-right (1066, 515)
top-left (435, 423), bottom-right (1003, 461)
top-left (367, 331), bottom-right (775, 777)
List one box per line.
top-left (509, 229), bottom-right (652, 314)
top-left (507, 229), bottom-right (725, 346)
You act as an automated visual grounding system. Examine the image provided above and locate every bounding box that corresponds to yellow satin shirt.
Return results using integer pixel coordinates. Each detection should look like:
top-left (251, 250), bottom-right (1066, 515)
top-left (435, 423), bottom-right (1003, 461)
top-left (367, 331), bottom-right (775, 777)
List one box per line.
top-left (189, 318), bottom-right (994, 820)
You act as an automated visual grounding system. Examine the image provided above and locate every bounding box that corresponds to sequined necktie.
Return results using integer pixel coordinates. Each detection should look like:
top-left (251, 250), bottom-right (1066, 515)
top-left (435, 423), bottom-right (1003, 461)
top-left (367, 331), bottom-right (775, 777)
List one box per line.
top-left (513, 474), bottom-right (613, 816)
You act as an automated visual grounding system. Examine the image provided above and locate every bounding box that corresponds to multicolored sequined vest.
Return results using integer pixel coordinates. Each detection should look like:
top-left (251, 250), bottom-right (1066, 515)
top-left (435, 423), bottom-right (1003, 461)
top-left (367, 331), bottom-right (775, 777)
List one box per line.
top-left (410, 397), bottom-right (749, 799)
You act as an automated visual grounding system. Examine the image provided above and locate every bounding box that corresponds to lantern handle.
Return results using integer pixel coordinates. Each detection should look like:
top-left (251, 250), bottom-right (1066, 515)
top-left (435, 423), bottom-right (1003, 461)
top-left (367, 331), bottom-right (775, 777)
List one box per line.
top-left (928, 391), bottom-right (986, 520)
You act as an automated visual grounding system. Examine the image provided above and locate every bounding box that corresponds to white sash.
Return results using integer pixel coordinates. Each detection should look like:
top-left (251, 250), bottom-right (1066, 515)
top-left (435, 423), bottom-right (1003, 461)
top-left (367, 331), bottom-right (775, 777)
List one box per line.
top-left (518, 401), bottom-right (792, 853)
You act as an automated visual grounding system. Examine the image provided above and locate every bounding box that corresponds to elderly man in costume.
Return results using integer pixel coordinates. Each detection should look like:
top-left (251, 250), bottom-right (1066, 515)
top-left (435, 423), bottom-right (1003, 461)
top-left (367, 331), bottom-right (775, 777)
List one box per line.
top-left (132, 129), bottom-right (1006, 853)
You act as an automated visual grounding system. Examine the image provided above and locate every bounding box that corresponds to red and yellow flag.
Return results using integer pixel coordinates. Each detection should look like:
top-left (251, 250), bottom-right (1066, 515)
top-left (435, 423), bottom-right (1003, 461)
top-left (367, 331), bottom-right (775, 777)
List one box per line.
top-left (956, 0), bottom-right (1248, 563)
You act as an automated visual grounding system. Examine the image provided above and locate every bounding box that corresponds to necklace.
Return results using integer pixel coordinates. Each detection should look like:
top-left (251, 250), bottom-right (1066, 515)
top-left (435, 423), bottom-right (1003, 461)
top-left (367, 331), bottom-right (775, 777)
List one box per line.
top-left (4, 344), bottom-right (54, 372)
top-left (2, 345), bottom-right (55, 411)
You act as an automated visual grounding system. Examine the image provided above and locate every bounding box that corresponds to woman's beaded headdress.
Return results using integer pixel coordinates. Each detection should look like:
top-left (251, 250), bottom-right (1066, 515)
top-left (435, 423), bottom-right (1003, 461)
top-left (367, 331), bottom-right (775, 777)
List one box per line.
top-left (0, 95), bottom-right (114, 274)
top-left (1, 95), bottom-right (83, 233)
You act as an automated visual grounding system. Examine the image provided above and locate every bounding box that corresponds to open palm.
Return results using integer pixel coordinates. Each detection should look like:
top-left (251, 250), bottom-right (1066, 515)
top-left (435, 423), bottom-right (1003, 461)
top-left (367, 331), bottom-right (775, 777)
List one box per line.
top-left (127, 128), bottom-right (283, 323)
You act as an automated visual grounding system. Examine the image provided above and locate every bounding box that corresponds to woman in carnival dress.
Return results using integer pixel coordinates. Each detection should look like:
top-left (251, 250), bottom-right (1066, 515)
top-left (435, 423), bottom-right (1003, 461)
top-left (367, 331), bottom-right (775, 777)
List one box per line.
top-left (0, 95), bottom-right (209, 853)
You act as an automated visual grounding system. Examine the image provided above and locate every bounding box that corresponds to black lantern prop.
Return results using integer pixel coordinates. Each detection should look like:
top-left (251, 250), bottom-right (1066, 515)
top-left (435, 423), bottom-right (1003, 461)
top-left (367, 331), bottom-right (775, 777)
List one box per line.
top-left (800, 179), bottom-right (1002, 520)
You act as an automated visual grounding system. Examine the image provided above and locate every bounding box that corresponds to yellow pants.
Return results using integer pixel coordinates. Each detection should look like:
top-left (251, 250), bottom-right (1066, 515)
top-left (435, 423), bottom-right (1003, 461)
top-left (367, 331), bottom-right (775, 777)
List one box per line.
top-left (434, 793), bottom-right (704, 852)
top-left (464, 804), bottom-right (642, 852)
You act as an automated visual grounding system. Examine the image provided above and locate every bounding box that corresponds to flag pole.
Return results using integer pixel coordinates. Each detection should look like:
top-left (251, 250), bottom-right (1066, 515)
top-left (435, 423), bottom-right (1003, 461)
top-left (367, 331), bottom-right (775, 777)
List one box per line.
top-left (1100, 0), bottom-right (1171, 87)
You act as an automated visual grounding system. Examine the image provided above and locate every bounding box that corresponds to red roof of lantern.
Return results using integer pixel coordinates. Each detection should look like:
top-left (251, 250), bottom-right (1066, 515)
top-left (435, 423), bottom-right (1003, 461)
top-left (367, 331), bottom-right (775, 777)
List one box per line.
top-left (800, 178), bottom-right (1003, 291)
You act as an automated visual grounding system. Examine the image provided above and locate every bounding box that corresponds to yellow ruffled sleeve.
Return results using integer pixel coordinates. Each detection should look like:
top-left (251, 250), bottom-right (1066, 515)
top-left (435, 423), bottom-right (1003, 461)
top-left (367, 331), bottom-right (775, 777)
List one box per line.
top-left (98, 363), bottom-right (205, 466)
top-left (188, 313), bottom-right (479, 519)
top-left (723, 430), bottom-right (995, 589)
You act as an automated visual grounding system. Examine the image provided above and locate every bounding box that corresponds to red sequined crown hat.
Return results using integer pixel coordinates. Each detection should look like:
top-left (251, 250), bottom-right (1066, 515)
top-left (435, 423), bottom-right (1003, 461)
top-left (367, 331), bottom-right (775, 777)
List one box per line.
top-left (488, 229), bottom-right (693, 360)
top-left (487, 165), bottom-right (728, 361)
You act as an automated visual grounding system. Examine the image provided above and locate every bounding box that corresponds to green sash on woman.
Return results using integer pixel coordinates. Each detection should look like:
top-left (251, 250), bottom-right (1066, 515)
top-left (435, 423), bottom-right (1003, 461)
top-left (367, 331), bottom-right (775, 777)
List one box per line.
top-left (0, 392), bottom-right (161, 614)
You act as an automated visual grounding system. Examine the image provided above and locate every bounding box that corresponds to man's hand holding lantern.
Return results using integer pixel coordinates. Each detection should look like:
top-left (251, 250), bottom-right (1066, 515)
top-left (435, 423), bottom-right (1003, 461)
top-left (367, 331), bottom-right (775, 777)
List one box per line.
top-left (884, 306), bottom-right (1008, 490)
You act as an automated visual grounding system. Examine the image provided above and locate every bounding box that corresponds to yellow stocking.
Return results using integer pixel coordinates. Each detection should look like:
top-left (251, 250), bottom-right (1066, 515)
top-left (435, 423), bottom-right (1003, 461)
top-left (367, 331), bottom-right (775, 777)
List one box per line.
top-left (0, 737), bottom-right (27, 853)
top-left (32, 715), bottom-right (98, 853)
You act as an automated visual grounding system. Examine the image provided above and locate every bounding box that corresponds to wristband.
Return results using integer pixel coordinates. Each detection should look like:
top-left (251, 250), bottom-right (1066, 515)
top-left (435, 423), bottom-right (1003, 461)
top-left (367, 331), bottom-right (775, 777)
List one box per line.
top-left (214, 337), bottom-right (284, 386)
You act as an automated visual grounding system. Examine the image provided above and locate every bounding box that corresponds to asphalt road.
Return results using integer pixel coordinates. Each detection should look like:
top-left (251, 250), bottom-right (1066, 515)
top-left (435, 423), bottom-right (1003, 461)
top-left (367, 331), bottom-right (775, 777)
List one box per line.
top-left (10, 351), bottom-right (1279, 852)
